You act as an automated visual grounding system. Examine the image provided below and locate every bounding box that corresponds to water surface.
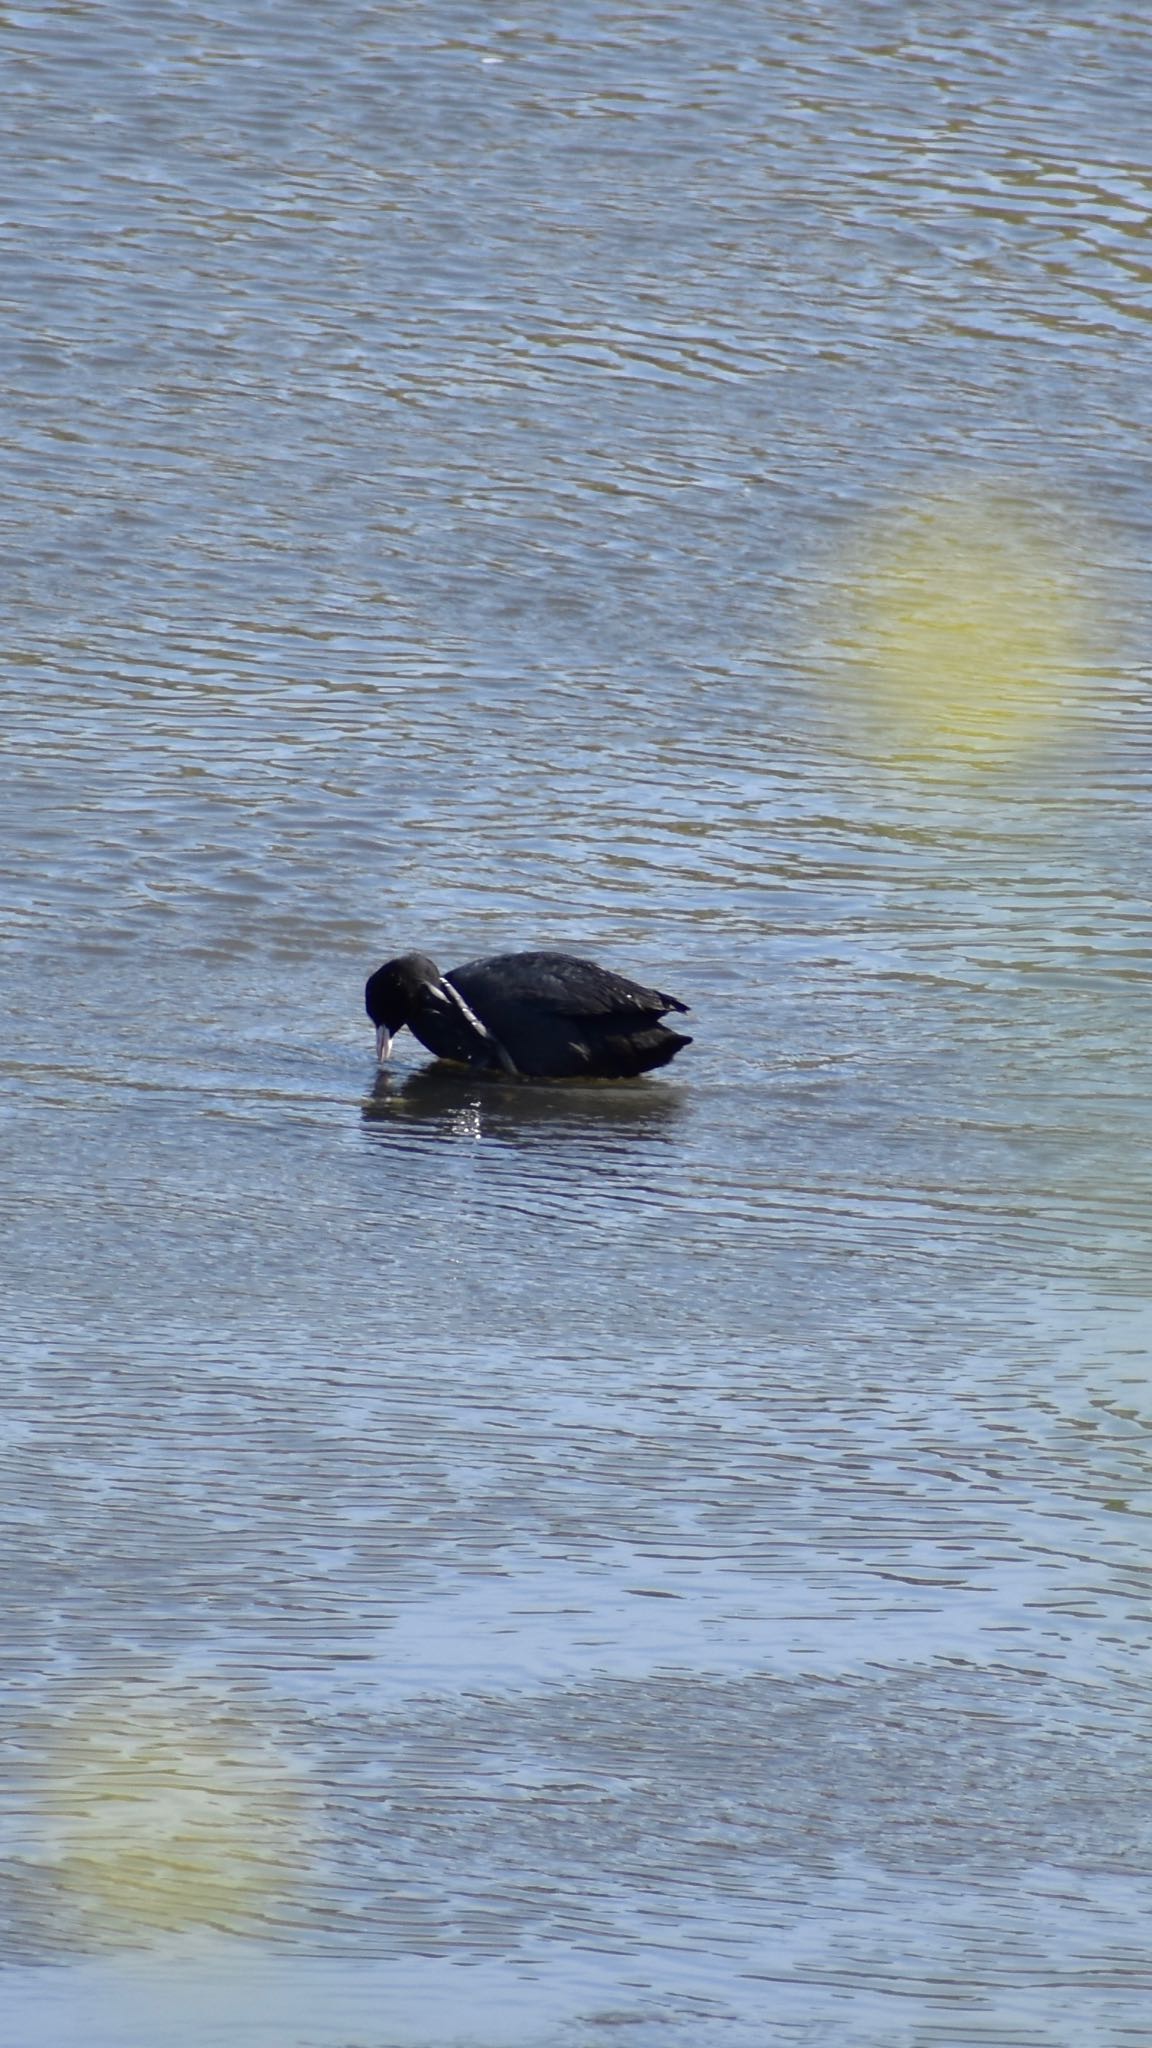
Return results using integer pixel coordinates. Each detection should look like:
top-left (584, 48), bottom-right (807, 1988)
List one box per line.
top-left (4, 4), bottom-right (1152, 2044)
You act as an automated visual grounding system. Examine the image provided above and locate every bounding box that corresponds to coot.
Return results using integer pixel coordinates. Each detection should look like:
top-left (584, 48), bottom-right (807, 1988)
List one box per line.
top-left (365, 950), bottom-right (692, 1079)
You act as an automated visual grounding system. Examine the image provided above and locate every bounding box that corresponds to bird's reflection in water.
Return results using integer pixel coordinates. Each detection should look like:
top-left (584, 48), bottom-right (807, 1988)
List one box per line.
top-left (361, 1062), bottom-right (685, 1153)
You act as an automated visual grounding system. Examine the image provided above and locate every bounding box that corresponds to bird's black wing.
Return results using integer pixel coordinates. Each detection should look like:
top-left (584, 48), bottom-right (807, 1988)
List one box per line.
top-left (448, 951), bottom-right (688, 1021)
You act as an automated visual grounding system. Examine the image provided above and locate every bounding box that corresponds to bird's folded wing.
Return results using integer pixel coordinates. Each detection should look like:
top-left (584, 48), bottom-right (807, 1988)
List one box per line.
top-left (450, 951), bottom-right (688, 1018)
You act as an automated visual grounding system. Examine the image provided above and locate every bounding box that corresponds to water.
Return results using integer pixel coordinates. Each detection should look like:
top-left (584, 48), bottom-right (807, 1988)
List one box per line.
top-left (3, 4), bottom-right (1152, 2043)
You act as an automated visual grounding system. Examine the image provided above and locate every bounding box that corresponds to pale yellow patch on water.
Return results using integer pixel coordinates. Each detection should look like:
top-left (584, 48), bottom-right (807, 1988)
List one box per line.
top-left (37, 1689), bottom-right (314, 1940)
top-left (842, 489), bottom-right (1091, 762)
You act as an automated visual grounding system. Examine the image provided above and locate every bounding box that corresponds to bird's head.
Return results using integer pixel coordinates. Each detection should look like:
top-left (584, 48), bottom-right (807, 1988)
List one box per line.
top-left (364, 953), bottom-right (443, 1062)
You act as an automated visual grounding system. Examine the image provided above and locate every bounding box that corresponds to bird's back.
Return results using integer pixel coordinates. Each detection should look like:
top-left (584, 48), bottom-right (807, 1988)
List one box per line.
top-left (447, 951), bottom-right (690, 1078)
top-left (449, 950), bottom-right (686, 1018)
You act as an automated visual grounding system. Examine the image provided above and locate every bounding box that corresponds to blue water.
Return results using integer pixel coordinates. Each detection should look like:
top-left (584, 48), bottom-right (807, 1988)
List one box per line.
top-left (3, 4), bottom-right (1152, 2043)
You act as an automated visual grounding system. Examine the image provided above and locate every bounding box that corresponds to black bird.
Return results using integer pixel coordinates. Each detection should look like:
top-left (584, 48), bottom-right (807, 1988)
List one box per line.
top-left (364, 950), bottom-right (692, 1080)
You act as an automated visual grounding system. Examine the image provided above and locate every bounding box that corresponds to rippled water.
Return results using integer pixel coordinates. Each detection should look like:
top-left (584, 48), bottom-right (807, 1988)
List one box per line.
top-left (4, 4), bottom-right (1152, 2044)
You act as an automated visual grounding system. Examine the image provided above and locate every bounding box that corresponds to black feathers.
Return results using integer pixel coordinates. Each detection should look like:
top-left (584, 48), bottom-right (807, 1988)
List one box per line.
top-left (365, 950), bottom-right (692, 1079)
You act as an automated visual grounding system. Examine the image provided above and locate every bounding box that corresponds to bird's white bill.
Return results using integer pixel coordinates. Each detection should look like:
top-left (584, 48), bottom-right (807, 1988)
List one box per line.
top-left (375, 1025), bottom-right (393, 1063)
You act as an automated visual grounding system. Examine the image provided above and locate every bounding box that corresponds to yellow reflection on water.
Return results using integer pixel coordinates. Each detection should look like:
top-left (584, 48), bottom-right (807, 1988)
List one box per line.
top-left (840, 487), bottom-right (1094, 762)
top-left (37, 1686), bottom-right (314, 1940)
